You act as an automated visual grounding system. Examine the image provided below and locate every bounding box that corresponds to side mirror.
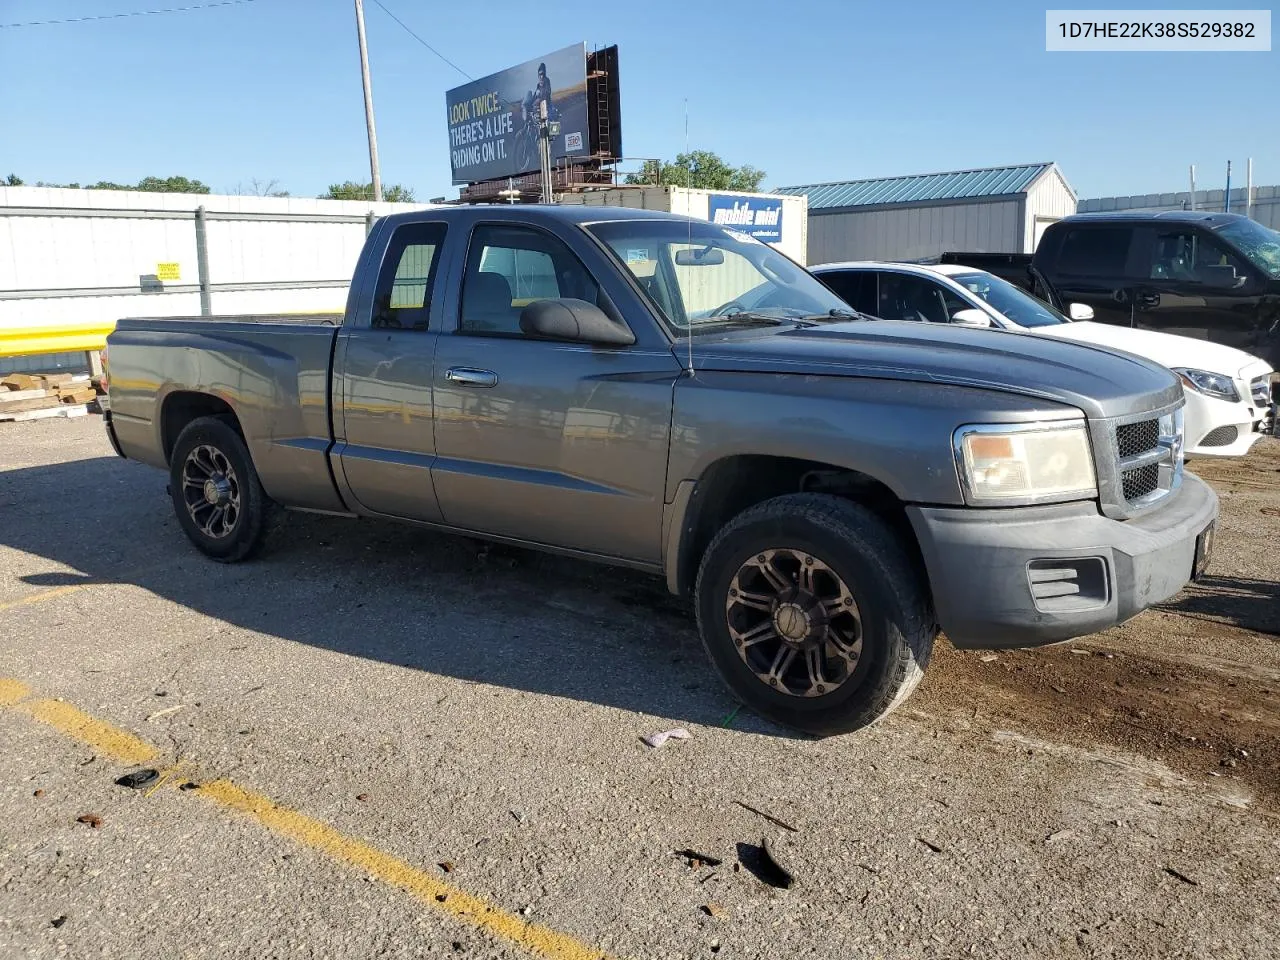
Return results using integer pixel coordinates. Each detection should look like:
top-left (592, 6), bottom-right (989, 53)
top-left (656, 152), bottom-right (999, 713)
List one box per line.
top-left (519, 298), bottom-right (636, 346)
top-left (1068, 302), bottom-right (1094, 321)
top-left (951, 308), bottom-right (993, 328)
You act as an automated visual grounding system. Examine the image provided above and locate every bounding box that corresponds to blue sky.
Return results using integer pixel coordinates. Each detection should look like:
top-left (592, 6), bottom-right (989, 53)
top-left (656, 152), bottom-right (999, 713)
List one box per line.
top-left (1, 0), bottom-right (1275, 199)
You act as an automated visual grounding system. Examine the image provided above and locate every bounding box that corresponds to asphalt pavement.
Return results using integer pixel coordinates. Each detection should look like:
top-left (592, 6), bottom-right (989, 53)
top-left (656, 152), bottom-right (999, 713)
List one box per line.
top-left (2, 417), bottom-right (1278, 959)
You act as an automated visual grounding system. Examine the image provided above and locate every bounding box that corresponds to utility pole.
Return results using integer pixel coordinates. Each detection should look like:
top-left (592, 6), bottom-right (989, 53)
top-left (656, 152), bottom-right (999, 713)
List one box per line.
top-left (1224, 160), bottom-right (1232, 213)
top-left (1188, 164), bottom-right (1196, 211)
top-left (538, 100), bottom-right (553, 203)
top-left (353, 0), bottom-right (383, 202)
top-left (1246, 157), bottom-right (1254, 220)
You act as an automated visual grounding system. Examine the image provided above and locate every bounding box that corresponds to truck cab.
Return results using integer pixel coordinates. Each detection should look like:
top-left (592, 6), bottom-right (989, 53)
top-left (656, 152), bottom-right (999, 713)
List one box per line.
top-left (1032, 211), bottom-right (1280, 375)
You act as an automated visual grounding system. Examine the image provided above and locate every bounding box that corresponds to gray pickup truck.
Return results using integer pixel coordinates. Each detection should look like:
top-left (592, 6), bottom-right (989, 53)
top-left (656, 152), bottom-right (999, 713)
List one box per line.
top-left (103, 205), bottom-right (1218, 734)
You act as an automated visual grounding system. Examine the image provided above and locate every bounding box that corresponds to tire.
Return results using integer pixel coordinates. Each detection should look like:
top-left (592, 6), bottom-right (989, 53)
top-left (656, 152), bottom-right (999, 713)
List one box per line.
top-left (168, 416), bottom-right (276, 562)
top-left (695, 493), bottom-right (936, 736)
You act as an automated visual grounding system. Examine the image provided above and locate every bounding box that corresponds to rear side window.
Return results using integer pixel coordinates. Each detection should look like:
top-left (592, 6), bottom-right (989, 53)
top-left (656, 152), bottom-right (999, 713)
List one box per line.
top-left (817, 270), bottom-right (877, 314)
top-left (372, 222), bottom-right (447, 330)
top-left (1055, 227), bottom-right (1133, 277)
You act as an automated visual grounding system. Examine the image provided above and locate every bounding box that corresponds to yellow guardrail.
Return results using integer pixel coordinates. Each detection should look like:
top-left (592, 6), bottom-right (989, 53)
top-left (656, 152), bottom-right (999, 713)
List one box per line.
top-left (0, 322), bottom-right (116, 358)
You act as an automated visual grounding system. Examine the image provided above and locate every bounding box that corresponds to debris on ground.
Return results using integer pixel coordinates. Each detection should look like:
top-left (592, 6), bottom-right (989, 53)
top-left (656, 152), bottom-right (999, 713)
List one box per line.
top-left (979, 654), bottom-right (999, 663)
top-left (720, 706), bottom-right (741, 728)
top-left (1163, 866), bottom-right (1199, 886)
top-left (438, 861), bottom-right (455, 873)
top-left (33, 789), bottom-right (44, 798)
top-left (916, 837), bottom-right (944, 854)
top-left (178, 782), bottom-right (199, 791)
top-left (75, 814), bottom-right (102, 828)
top-left (510, 809), bottom-right (525, 823)
top-left (641, 728), bottom-right (691, 748)
top-left (356, 793), bottom-right (370, 802)
top-left (145, 705), bottom-right (184, 722)
top-left (114, 769), bottom-right (160, 790)
top-left (1046, 829), bottom-right (1076, 843)
top-left (675, 849), bottom-right (723, 869)
top-left (50, 916), bottom-right (67, 929)
top-left (700, 903), bottom-right (726, 918)
top-left (733, 800), bottom-right (799, 833)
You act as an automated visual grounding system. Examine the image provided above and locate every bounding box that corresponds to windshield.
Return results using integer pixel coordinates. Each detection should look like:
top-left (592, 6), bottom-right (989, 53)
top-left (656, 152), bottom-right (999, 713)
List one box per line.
top-left (585, 219), bottom-right (852, 334)
top-left (949, 271), bottom-right (1070, 328)
top-left (1214, 218), bottom-right (1280, 279)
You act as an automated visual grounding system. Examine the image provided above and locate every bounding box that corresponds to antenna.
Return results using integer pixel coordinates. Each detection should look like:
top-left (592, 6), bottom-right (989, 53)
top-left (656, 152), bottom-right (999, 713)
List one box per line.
top-left (684, 97), bottom-right (694, 378)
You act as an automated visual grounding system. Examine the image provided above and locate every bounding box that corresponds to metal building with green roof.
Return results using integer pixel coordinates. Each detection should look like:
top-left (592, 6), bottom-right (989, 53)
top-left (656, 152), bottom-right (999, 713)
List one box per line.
top-left (775, 162), bottom-right (1076, 265)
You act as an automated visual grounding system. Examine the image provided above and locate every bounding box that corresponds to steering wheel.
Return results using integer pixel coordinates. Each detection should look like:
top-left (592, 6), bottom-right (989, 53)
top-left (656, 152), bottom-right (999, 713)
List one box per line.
top-left (710, 300), bottom-right (747, 317)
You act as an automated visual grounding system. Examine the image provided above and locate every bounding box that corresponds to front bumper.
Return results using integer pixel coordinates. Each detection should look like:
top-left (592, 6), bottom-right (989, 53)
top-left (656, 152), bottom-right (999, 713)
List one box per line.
top-left (907, 473), bottom-right (1218, 649)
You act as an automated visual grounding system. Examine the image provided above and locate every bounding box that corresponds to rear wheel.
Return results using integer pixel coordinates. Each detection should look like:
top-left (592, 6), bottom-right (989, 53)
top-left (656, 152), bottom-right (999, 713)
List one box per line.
top-left (695, 494), bottom-right (936, 736)
top-left (169, 416), bottom-right (275, 562)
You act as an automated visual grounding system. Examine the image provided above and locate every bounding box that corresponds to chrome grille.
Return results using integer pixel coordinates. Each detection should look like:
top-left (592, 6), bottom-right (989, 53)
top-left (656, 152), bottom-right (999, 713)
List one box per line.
top-left (1092, 402), bottom-right (1184, 519)
top-left (1116, 419), bottom-right (1159, 458)
top-left (1121, 463), bottom-right (1160, 500)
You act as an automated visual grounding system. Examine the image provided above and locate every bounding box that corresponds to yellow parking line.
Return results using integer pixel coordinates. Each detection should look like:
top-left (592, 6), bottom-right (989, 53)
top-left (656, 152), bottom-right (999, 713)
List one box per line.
top-left (19, 698), bottom-right (160, 766)
top-left (0, 677), bottom-right (613, 960)
top-left (0, 677), bottom-right (31, 705)
top-left (0, 585), bottom-right (85, 613)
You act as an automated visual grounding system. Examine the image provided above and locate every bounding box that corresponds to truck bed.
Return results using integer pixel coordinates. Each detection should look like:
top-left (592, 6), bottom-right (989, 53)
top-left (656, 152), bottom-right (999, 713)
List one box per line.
top-left (106, 313), bottom-right (346, 513)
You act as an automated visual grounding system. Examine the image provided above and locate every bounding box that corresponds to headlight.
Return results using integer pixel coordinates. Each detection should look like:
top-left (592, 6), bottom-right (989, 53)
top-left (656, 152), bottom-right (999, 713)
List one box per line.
top-left (1172, 368), bottom-right (1240, 402)
top-left (954, 421), bottom-right (1097, 504)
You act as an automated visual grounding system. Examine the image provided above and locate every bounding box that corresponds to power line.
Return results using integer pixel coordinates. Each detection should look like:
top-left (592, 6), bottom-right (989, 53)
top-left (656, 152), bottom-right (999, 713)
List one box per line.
top-left (0, 0), bottom-right (257, 29)
top-left (367, 0), bottom-right (471, 80)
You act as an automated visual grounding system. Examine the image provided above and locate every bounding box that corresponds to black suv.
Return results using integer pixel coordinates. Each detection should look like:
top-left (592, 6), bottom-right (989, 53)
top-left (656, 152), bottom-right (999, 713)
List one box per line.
top-left (1032, 211), bottom-right (1280, 372)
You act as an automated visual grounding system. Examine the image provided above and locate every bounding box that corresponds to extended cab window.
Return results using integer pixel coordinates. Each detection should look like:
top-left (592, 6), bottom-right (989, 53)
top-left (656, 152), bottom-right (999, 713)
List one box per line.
top-left (1056, 227), bottom-right (1134, 277)
top-left (372, 222), bottom-right (447, 330)
top-left (459, 224), bottom-right (598, 335)
top-left (1148, 229), bottom-right (1250, 287)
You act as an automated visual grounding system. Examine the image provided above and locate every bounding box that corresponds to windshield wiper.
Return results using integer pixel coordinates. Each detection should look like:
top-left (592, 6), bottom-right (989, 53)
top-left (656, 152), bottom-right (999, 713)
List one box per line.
top-left (795, 308), bottom-right (877, 323)
top-left (696, 311), bottom-right (817, 329)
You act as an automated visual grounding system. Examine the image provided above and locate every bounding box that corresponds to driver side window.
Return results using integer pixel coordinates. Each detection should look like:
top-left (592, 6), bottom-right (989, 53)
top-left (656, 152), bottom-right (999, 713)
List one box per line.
top-left (1149, 230), bottom-right (1248, 286)
top-left (459, 224), bottom-right (599, 335)
top-left (877, 273), bottom-right (950, 323)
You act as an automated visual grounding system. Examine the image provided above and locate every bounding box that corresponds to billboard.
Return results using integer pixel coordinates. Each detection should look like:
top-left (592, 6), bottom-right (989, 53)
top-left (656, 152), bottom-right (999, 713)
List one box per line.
top-left (708, 195), bottom-right (784, 244)
top-left (446, 43), bottom-right (590, 185)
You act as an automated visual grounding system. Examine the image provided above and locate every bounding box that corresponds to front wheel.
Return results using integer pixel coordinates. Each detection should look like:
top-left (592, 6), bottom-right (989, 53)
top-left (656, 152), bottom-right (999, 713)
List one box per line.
top-left (169, 416), bottom-right (275, 562)
top-left (695, 494), bottom-right (936, 736)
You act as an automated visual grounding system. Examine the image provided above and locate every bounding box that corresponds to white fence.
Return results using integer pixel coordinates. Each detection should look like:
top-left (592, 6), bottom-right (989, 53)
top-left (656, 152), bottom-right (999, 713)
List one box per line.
top-left (0, 186), bottom-right (439, 373)
top-left (1078, 184), bottom-right (1280, 229)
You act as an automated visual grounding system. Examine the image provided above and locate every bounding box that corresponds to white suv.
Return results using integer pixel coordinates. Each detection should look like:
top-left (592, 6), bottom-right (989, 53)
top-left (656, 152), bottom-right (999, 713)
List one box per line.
top-left (813, 261), bottom-right (1275, 458)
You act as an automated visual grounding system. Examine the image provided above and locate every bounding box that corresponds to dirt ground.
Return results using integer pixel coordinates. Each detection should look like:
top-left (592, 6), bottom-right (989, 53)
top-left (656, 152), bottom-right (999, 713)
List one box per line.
top-left (919, 437), bottom-right (1280, 809)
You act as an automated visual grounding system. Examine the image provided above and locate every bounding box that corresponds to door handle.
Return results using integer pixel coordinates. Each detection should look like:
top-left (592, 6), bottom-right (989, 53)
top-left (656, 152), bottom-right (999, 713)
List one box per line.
top-left (1136, 291), bottom-right (1161, 310)
top-left (445, 367), bottom-right (498, 388)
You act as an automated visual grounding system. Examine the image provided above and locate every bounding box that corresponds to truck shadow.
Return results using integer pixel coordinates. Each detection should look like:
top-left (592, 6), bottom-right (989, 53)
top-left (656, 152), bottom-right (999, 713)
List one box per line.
top-left (3, 455), bottom-right (791, 737)
top-left (1158, 575), bottom-right (1280, 638)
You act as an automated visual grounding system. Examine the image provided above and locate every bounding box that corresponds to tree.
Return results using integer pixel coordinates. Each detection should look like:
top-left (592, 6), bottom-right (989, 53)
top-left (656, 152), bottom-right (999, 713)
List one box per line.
top-left (5, 174), bottom-right (22, 186)
top-left (134, 176), bottom-right (210, 194)
top-left (625, 151), bottom-right (766, 192)
top-left (26, 175), bottom-right (211, 193)
top-left (233, 178), bottom-right (290, 197)
top-left (321, 181), bottom-right (416, 202)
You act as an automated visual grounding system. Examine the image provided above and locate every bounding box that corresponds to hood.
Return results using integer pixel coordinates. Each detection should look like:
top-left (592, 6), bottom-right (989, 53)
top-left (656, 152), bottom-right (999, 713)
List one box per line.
top-left (684, 320), bottom-right (1182, 420)
top-left (1033, 321), bottom-right (1273, 380)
